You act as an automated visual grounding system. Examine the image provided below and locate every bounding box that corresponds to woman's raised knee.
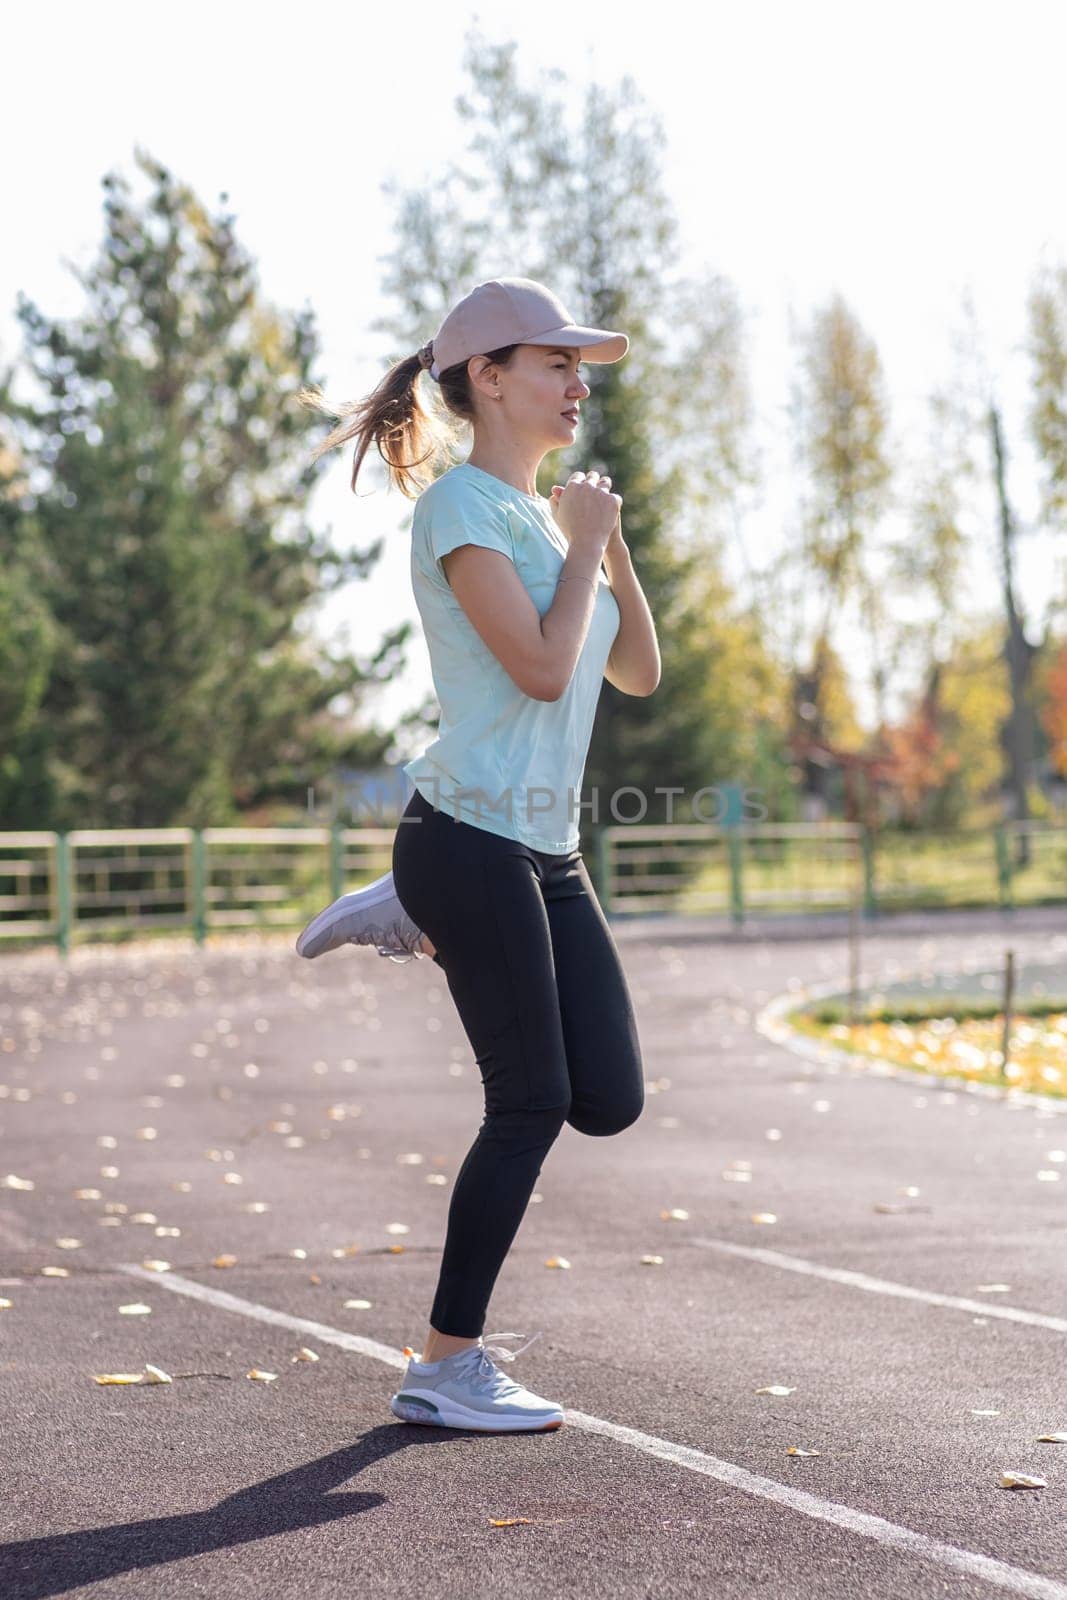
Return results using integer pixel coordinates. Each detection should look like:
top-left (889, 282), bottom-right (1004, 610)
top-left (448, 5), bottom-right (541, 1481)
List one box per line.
top-left (566, 1096), bottom-right (643, 1137)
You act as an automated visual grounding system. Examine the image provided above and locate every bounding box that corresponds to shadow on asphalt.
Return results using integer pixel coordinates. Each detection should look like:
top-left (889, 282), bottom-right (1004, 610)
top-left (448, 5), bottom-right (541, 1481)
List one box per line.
top-left (0, 1423), bottom-right (553, 1599)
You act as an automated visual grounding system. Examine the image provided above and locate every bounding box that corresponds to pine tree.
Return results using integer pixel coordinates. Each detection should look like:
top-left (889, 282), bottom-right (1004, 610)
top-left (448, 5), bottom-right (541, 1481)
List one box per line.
top-left (1, 148), bottom-right (409, 828)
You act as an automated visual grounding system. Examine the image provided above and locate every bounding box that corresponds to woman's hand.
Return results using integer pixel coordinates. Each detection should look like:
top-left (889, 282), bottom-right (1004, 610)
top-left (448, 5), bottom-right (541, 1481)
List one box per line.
top-left (548, 470), bottom-right (622, 553)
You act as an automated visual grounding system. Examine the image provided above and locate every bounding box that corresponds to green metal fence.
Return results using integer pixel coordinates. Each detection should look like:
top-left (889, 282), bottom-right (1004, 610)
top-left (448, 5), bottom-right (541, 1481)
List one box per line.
top-left (0, 820), bottom-right (1063, 953)
top-left (596, 820), bottom-right (1067, 923)
top-left (0, 825), bottom-right (395, 954)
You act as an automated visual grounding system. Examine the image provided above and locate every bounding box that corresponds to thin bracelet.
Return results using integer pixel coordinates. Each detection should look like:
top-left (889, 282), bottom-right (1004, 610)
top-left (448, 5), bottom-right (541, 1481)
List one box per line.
top-left (558, 574), bottom-right (597, 590)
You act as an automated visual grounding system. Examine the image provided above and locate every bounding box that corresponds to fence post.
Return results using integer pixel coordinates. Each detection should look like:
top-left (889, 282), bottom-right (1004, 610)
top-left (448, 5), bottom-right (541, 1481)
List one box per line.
top-left (190, 829), bottom-right (207, 946)
top-left (727, 829), bottom-right (744, 927)
top-left (860, 826), bottom-right (876, 917)
top-left (994, 824), bottom-right (1014, 910)
top-left (330, 819), bottom-right (345, 901)
top-left (55, 832), bottom-right (72, 958)
top-left (596, 827), bottom-right (612, 915)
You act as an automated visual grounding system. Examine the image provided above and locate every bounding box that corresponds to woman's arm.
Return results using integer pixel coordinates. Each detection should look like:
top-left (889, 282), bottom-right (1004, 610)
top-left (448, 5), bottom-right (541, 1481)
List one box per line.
top-left (602, 518), bottom-right (661, 697)
top-left (442, 538), bottom-right (608, 703)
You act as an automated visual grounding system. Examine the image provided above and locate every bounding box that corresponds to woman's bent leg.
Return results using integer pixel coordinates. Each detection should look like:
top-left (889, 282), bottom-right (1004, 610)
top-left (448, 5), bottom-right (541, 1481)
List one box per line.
top-left (541, 852), bottom-right (645, 1138)
top-left (392, 791), bottom-right (573, 1339)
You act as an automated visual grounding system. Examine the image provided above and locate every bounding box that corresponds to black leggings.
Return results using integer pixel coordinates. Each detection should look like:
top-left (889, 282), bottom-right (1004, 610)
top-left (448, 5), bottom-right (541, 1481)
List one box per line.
top-left (391, 784), bottom-right (645, 1338)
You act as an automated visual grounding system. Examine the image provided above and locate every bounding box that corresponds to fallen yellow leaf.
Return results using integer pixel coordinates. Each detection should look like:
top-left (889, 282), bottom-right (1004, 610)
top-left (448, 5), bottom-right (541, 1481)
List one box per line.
top-left (1000, 1473), bottom-right (1046, 1489)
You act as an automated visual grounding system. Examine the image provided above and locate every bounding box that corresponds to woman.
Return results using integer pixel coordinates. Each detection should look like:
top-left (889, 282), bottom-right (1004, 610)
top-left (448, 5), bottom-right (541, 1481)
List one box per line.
top-left (296, 277), bottom-right (660, 1433)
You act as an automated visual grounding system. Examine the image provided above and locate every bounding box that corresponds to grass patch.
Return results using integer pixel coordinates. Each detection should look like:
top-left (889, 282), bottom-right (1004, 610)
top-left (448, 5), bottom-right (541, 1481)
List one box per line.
top-left (788, 998), bottom-right (1067, 1101)
top-left (808, 995), bottom-right (1067, 1027)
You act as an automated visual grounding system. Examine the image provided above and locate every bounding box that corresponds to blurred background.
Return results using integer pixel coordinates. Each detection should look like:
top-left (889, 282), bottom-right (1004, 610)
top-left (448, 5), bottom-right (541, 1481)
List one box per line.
top-left (3, 0), bottom-right (1067, 942)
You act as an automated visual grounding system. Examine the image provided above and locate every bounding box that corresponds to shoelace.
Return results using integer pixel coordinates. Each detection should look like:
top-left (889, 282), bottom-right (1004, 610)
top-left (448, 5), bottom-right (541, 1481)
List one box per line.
top-left (448, 1330), bottom-right (543, 1396)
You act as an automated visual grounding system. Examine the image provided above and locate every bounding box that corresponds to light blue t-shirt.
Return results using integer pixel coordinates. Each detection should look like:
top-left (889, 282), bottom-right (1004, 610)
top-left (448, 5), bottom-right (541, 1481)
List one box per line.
top-left (402, 460), bottom-right (620, 853)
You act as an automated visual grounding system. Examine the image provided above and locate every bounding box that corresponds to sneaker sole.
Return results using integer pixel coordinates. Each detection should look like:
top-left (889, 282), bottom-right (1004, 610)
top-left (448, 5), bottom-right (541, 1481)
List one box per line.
top-left (295, 875), bottom-right (400, 959)
top-left (389, 1389), bottom-right (564, 1433)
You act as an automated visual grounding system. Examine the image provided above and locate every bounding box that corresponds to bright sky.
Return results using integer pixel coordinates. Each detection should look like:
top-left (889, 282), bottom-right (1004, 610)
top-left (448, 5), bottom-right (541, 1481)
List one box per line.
top-left (4, 0), bottom-right (1066, 742)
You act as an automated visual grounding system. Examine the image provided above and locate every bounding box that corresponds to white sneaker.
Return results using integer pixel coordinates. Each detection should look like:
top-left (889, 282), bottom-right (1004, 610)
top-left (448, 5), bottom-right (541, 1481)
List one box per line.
top-left (295, 870), bottom-right (427, 964)
top-left (389, 1331), bottom-right (564, 1433)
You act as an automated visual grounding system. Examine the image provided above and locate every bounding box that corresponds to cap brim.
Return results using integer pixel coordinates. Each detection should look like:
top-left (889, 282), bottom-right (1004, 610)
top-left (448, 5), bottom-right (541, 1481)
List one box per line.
top-left (522, 325), bottom-right (629, 363)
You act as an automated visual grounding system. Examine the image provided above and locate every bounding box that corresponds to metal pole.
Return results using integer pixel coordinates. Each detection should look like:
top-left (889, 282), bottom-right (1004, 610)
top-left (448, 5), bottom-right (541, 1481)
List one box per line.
top-left (1000, 948), bottom-right (1015, 1083)
top-left (728, 829), bottom-right (744, 929)
top-left (848, 892), bottom-right (860, 1025)
top-left (595, 826), bottom-right (611, 914)
top-left (55, 832), bottom-right (72, 958)
top-left (330, 819), bottom-right (345, 902)
top-left (190, 830), bottom-right (207, 947)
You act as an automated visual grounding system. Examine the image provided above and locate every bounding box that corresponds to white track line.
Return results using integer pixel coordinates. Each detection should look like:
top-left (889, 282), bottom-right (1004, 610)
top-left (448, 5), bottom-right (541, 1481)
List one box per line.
top-left (119, 1263), bottom-right (1067, 1600)
top-left (687, 1238), bottom-right (1067, 1334)
top-left (118, 1263), bottom-right (410, 1367)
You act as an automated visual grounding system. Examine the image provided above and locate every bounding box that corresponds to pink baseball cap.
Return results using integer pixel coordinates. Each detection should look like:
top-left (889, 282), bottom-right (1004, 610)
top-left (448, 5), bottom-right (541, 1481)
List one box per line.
top-left (426, 276), bottom-right (629, 381)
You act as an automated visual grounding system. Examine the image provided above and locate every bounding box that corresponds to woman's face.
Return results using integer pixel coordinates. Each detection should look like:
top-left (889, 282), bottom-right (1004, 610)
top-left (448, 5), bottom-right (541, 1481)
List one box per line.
top-left (475, 343), bottom-right (591, 447)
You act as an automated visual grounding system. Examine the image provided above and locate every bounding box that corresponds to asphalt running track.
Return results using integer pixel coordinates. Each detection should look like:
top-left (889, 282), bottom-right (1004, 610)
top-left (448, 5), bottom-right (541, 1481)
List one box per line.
top-left (1, 906), bottom-right (1066, 1599)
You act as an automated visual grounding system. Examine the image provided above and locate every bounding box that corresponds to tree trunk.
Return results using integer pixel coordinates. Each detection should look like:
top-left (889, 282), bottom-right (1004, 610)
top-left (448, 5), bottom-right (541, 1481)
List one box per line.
top-left (988, 402), bottom-right (1036, 868)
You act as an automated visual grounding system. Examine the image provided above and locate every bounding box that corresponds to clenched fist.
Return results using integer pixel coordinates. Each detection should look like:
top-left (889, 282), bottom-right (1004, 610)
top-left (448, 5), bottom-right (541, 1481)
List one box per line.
top-left (549, 470), bottom-right (621, 552)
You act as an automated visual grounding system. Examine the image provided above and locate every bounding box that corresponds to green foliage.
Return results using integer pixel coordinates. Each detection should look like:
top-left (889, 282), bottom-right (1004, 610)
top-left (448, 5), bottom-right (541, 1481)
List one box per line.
top-left (934, 623), bottom-right (1012, 821)
top-left (0, 150), bottom-right (407, 827)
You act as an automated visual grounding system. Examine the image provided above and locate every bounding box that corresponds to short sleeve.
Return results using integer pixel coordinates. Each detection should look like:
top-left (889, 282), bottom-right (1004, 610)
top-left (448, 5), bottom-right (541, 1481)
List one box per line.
top-left (424, 486), bottom-right (516, 587)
